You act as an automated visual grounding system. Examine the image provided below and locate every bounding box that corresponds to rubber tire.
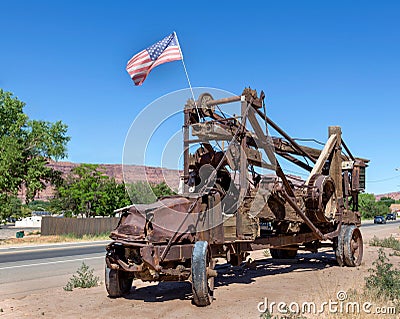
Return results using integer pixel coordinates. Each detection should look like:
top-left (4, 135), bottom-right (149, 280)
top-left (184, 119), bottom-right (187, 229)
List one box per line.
top-left (191, 241), bottom-right (212, 307)
top-left (335, 225), bottom-right (346, 267)
top-left (270, 248), bottom-right (298, 259)
top-left (343, 225), bottom-right (363, 267)
top-left (105, 266), bottom-right (133, 298)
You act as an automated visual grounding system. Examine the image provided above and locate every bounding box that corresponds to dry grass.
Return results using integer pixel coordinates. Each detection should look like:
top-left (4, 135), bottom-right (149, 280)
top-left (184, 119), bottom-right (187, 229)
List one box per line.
top-left (323, 248), bottom-right (400, 319)
top-left (369, 236), bottom-right (400, 251)
top-left (0, 232), bottom-right (110, 246)
top-left (258, 247), bottom-right (400, 319)
top-left (325, 289), bottom-right (398, 319)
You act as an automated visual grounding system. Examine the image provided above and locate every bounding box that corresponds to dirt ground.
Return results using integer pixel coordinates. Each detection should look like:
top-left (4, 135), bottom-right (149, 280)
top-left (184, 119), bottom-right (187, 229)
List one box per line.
top-left (1, 223), bottom-right (399, 319)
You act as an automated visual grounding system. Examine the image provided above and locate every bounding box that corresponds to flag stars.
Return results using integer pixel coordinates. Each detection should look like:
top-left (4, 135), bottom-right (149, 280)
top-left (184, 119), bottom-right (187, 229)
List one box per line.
top-left (127, 32), bottom-right (181, 85)
top-left (146, 33), bottom-right (177, 61)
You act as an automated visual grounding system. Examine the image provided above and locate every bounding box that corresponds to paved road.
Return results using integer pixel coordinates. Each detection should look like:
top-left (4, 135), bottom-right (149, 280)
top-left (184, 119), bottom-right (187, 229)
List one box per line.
top-left (0, 220), bottom-right (398, 299)
top-left (0, 241), bottom-right (108, 264)
top-left (361, 219), bottom-right (400, 228)
top-left (0, 241), bottom-right (109, 298)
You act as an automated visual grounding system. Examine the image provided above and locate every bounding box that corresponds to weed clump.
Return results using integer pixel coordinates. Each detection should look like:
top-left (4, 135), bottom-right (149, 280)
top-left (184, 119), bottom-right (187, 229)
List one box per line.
top-left (369, 236), bottom-right (400, 251)
top-left (365, 248), bottom-right (400, 301)
top-left (64, 262), bottom-right (100, 291)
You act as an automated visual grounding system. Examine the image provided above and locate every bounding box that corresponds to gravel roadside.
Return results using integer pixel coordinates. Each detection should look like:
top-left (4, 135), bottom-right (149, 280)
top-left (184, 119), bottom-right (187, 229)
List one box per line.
top-left (0, 224), bottom-right (40, 240)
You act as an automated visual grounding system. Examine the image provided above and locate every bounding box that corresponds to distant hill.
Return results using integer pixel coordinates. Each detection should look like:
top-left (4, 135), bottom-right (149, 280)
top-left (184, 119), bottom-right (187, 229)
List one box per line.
top-left (25, 162), bottom-right (400, 203)
top-left (27, 161), bottom-right (181, 201)
top-left (375, 192), bottom-right (400, 201)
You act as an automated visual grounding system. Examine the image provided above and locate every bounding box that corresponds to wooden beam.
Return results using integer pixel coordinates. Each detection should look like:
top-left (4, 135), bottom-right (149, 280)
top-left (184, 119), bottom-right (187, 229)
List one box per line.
top-left (273, 137), bottom-right (369, 163)
top-left (328, 126), bottom-right (343, 198)
top-left (248, 108), bottom-right (294, 197)
top-left (247, 108), bottom-right (276, 166)
top-left (306, 134), bottom-right (337, 185)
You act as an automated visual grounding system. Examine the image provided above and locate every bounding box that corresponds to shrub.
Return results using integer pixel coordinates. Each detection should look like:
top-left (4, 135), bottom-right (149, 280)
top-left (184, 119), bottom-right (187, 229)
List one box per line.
top-left (365, 248), bottom-right (400, 301)
top-left (369, 236), bottom-right (400, 251)
top-left (63, 262), bottom-right (99, 291)
top-left (260, 307), bottom-right (307, 319)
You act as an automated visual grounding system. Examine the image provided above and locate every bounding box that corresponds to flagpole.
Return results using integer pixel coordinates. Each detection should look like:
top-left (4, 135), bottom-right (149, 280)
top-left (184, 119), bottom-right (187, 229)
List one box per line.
top-left (174, 32), bottom-right (201, 120)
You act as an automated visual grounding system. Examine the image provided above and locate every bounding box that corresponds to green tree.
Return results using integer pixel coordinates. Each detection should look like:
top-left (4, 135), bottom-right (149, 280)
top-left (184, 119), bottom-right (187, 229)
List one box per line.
top-left (0, 89), bottom-right (69, 221)
top-left (379, 196), bottom-right (395, 207)
top-left (0, 195), bottom-right (22, 221)
top-left (359, 193), bottom-right (390, 219)
top-left (96, 179), bottom-right (131, 216)
top-left (26, 200), bottom-right (52, 212)
top-left (56, 164), bottom-right (131, 217)
top-left (151, 182), bottom-right (176, 198)
top-left (126, 181), bottom-right (176, 204)
top-left (55, 166), bottom-right (177, 216)
top-left (126, 181), bottom-right (157, 204)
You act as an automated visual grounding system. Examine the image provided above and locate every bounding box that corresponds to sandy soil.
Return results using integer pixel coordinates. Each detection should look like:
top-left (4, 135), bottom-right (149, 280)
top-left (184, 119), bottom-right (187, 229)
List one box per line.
top-left (1, 223), bottom-right (399, 319)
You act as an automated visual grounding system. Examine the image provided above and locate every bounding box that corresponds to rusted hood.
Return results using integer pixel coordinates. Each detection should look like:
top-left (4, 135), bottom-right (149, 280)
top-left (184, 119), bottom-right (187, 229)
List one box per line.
top-left (110, 196), bottom-right (201, 243)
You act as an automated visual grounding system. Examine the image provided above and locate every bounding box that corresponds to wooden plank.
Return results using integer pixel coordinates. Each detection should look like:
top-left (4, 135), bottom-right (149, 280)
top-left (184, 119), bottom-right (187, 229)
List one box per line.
top-left (223, 215), bottom-right (237, 240)
top-left (305, 134), bottom-right (337, 185)
top-left (328, 126), bottom-right (343, 199)
top-left (237, 100), bottom-right (249, 239)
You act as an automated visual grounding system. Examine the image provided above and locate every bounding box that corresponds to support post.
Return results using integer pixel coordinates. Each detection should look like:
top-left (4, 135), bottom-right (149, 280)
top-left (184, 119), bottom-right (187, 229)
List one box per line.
top-left (183, 104), bottom-right (190, 193)
top-left (328, 126), bottom-right (343, 200)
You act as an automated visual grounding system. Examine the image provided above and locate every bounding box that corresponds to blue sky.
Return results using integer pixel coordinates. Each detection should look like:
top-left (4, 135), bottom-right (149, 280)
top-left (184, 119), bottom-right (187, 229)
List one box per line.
top-left (0, 1), bottom-right (399, 194)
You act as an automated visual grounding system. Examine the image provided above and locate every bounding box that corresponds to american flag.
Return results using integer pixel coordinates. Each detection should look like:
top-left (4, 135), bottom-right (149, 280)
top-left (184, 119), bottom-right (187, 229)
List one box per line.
top-left (126, 32), bottom-right (182, 86)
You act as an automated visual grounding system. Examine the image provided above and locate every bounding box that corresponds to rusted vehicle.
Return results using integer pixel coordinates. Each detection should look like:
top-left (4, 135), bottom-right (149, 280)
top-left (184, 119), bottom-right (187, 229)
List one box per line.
top-left (105, 88), bottom-right (368, 306)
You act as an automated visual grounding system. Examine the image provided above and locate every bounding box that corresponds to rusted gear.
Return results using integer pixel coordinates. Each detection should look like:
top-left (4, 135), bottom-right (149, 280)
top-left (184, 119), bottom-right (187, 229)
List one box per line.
top-left (306, 174), bottom-right (337, 223)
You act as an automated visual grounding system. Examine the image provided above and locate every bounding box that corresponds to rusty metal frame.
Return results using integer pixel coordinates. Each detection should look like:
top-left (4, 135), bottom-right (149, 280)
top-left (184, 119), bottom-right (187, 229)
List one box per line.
top-left (107, 87), bottom-right (369, 288)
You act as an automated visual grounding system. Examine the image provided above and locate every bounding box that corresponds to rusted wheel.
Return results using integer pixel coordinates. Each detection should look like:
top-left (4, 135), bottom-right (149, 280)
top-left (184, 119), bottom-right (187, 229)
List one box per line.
top-left (105, 266), bottom-right (133, 298)
top-left (270, 248), bottom-right (298, 259)
top-left (191, 241), bottom-right (214, 306)
top-left (343, 225), bottom-right (363, 267)
top-left (197, 93), bottom-right (215, 116)
top-left (335, 225), bottom-right (346, 267)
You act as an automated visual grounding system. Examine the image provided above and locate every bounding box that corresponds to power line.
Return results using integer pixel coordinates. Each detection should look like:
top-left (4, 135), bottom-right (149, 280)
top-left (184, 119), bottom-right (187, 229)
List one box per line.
top-left (367, 175), bottom-right (400, 183)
